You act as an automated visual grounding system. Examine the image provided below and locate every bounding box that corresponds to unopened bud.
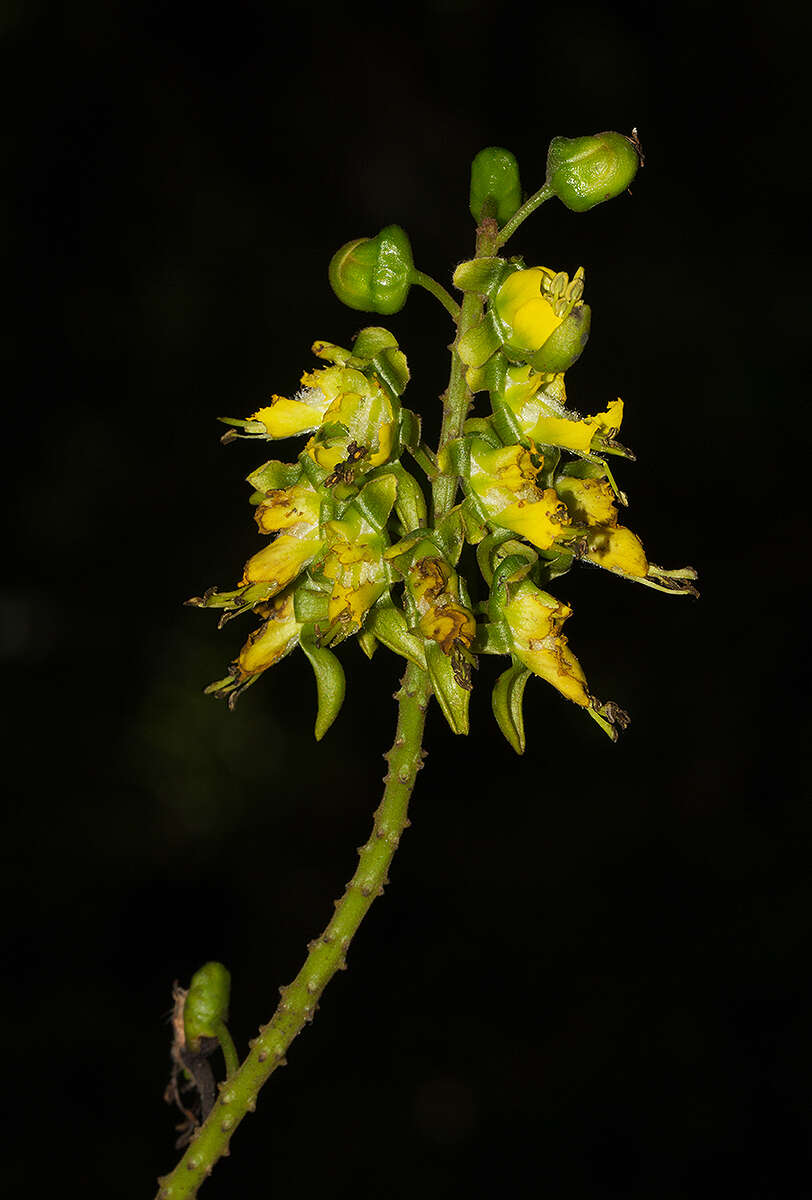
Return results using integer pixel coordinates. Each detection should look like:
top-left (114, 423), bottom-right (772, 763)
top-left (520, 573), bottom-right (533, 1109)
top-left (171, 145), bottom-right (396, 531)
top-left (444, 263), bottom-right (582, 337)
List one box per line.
top-left (328, 224), bottom-right (414, 314)
top-left (469, 146), bottom-right (522, 226)
top-left (546, 131), bottom-right (640, 213)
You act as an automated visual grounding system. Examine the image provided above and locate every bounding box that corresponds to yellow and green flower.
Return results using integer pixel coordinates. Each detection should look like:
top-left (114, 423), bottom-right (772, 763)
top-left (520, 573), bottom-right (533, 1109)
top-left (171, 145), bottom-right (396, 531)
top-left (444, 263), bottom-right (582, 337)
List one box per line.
top-left (466, 437), bottom-right (569, 550)
top-left (204, 588), bottom-right (304, 707)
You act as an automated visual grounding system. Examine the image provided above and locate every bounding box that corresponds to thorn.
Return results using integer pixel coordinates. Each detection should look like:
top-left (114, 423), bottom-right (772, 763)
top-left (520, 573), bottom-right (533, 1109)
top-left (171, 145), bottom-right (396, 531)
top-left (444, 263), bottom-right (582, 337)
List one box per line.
top-left (258, 1050), bottom-right (268, 1063)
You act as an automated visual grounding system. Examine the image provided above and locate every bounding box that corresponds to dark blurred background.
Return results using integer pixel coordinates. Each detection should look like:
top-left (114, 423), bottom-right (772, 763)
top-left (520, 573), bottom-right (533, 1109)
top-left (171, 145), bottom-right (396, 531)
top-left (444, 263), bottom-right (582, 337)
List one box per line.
top-left (3, 1), bottom-right (808, 1196)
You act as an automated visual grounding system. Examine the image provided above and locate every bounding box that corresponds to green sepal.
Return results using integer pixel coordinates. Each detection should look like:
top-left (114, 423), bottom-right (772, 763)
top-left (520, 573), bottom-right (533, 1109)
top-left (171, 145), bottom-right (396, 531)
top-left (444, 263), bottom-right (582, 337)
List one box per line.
top-left (434, 508), bottom-right (465, 565)
top-left (460, 495), bottom-right (489, 545)
top-left (364, 597), bottom-right (427, 670)
top-left (299, 626), bottom-right (346, 740)
top-left (311, 338), bottom-right (354, 366)
top-left (492, 660), bottom-right (532, 755)
top-left (469, 147), bottom-right (522, 227)
top-left (298, 449), bottom-right (332, 492)
top-left (437, 436), bottom-right (471, 480)
top-left (538, 445), bottom-right (561, 490)
top-left (385, 463), bottom-right (428, 531)
top-left (453, 257), bottom-right (513, 297)
top-left (457, 309), bottom-right (503, 368)
top-left (537, 546), bottom-right (575, 583)
top-left (476, 528), bottom-right (516, 586)
top-left (465, 349), bottom-right (509, 396)
top-left (384, 529), bottom-right (436, 577)
top-left (185, 580), bottom-right (280, 624)
top-left (350, 326), bottom-right (399, 361)
top-left (425, 640), bottom-right (471, 736)
top-left (399, 407), bottom-right (421, 454)
top-left (184, 962), bottom-right (231, 1053)
top-left (473, 620), bottom-right (511, 655)
top-left (529, 304), bottom-right (591, 373)
top-left (294, 579), bottom-right (331, 623)
top-left (372, 347), bottom-right (410, 400)
top-left (491, 552), bottom-right (537, 608)
top-left (356, 627), bottom-right (378, 660)
top-left (218, 416), bottom-right (271, 444)
top-left (247, 458), bottom-right (304, 494)
top-left (490, 388), bottom-right (526, 446)
top-left (352, 474), bottom-right (397, 533)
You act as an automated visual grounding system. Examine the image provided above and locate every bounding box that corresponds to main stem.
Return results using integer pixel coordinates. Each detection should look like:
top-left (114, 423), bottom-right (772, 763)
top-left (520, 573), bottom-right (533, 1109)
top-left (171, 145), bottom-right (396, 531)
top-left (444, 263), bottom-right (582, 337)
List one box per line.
top-left (155, 222), bottom-right (494, 1200)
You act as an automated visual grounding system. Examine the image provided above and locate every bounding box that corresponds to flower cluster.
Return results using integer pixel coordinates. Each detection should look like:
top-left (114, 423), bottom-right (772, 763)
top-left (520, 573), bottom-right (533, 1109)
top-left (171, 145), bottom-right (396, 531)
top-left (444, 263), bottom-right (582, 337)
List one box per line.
top-left (190, 133), bottom-right (695, 749)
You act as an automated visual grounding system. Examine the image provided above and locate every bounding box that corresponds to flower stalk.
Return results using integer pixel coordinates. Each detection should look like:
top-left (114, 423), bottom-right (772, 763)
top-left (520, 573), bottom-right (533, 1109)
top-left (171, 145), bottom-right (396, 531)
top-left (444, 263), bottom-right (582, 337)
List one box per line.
top-left (156, 219), bottom-right (497, 1200)
top-left (159, 130), bottom-right (695, 1197)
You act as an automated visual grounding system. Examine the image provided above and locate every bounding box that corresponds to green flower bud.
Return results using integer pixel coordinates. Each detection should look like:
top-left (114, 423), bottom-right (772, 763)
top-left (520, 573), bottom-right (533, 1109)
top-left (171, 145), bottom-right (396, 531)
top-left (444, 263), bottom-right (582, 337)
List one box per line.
top-left (546, 132), bottom-right (640, 213)
top-left (184, 962), bottom-right (231, 1053)
top-left (469, 147), bottom-right (522, 226)
top-left (328, 224), bottom-right (414, 315)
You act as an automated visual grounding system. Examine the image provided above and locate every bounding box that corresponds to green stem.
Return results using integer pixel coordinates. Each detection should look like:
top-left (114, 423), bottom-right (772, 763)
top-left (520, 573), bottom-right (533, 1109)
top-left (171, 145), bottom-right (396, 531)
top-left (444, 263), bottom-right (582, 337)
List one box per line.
top-left (410, 270), bottom-right (461, 320)
top-left (432, 219), bottom-right (500, 518)
top-left (157, 219), bottom-right (497, 1200)
top-left (494, 182), bottom-right (554, 248)
top-left (212, 1022), bottom-right (239, 1079)
top-left (155, 663), bottom-right (431, 1200)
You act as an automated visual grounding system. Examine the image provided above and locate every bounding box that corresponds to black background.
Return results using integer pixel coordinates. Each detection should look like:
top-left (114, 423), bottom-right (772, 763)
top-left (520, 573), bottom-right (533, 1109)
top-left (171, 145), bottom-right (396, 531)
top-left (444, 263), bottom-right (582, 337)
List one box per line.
top-left (4, 1), bottom-right (809, 1196)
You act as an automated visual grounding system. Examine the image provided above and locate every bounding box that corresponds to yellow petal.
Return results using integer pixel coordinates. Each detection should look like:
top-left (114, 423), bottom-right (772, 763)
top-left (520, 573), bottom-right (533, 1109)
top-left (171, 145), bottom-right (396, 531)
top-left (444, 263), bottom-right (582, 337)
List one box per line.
top-left (470, 442), bottom-right (538, 495)
top-left (503, 581), bottom-right (590, 708)
top-left (241, 529), bottom-right (321, 589)
top-left (515, 635), bottom-right (591, 707)
top-left (528, 414), bottom-right (596, 455)
top-left (327, 579), bottom-right (385, 627)
top-left (585, 525), bottom-right (648, 577)
top-left (503, 582), bottom-right (570, 643)
top-left (237, 593), bottom-right (301, 676)
top-left (254, 484), bottom-right (321, 534)
top-left (368, 419), bottom-right (395, 467)
top-left (511, 296), bottom-right (562, 351)
top-left (593, 397), bottom-right (624, 436)
top-left (252, 392), bottom-right (330, 438)
top-left (497, 488), bottom-right (569, 550)
top-left (418, 602), bottom-right (476, 654)
top-left (555, 476), bottom-right (618, 526)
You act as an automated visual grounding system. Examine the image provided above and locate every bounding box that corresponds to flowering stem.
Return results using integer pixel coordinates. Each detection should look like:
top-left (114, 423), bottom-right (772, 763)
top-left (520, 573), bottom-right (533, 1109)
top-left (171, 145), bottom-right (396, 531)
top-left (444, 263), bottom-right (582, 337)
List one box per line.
top-left (410, 270), bottom-right (461, 320)
top-left (494, 182), bottom-right (554, 248)
top-left (433, 219), bottom-right (498, 517)
top-left (156, 661), bottom-right (431, 1199)
top-left (156, 224), bottom-right (494, 1200)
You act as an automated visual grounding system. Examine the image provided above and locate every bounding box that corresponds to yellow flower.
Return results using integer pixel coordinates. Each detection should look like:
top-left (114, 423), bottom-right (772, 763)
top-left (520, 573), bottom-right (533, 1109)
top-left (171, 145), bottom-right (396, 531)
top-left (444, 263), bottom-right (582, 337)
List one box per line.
top-left (584, 525), bottom-right (649, 578)
top-left (554, 476), bottom-right (618, 526)
top-left (250, 389), bottom-right (333, 439)
top-left (468, 438), bottom-right (569, 550)
top-left (304, 366), bottom-right (396, 479)
top-left (204, 588), bottom-right (304, 706)
top-left (236, 592), bottom-right (302, 677)
top-left (408, 555), bottom-right (476, 654)
top-left (494, 268), bottom-right (563, 354)
top-left (502, 580), bottom-right (591, 708)
top-left (320, 516), bottom-right (388, 631)
top-left (242, 525), bottom-right (323, 590)
top-left (254, 483), bottom-right (321, 535)
top-left (502, 365), bottom-right (624, 456)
